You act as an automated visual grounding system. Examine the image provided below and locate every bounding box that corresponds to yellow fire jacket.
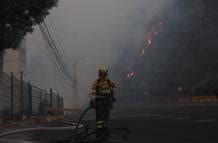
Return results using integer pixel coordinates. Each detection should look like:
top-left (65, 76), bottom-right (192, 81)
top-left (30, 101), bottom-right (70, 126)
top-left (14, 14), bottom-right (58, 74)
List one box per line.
top-left (91, 78), bottom-right (117, 101)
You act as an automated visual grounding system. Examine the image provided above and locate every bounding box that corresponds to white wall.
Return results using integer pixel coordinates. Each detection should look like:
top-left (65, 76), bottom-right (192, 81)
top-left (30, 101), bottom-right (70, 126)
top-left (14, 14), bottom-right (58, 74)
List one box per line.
top-left (3, 39), bottom-right (26, 79)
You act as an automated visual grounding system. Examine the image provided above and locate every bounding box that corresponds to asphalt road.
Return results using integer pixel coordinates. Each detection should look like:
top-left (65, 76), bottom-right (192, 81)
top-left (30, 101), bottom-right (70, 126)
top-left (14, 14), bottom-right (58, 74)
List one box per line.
top-left (82, 105), bottom-right (218, 143)
top-left (0, 105), bottom-right (218, 143)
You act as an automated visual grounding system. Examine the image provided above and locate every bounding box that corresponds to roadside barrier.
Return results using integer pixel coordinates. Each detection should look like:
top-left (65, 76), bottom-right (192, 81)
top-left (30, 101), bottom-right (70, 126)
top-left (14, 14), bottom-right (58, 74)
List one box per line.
top-left (192, 95), bottom-right (217, 103)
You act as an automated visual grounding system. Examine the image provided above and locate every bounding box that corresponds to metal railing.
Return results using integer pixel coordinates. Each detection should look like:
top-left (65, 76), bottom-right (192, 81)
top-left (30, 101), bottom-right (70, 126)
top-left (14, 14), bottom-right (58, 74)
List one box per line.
top-left (0, 72), bottom-right (63, 121)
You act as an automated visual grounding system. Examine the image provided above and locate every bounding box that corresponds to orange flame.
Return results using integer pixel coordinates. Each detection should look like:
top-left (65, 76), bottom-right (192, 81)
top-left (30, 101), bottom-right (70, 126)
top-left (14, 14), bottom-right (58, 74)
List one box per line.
top-left (127, 72), bottom-right (134, 78)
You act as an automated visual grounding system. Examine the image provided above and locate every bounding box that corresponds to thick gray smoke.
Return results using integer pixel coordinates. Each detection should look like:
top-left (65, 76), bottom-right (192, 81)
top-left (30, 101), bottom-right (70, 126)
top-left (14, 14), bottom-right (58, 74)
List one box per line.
top-left (26, 0), bottom-right (170, 108)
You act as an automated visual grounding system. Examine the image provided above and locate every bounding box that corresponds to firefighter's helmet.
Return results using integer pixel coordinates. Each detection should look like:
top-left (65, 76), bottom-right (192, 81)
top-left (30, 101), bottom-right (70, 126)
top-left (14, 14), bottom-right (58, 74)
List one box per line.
top-left (98, 67), bottom-right (108, 76)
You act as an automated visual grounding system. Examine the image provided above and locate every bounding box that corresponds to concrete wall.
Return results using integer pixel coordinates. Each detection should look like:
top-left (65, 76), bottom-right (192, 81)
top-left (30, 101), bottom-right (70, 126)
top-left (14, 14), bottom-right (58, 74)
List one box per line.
top-left (3, 39), bottom-right (26, 79)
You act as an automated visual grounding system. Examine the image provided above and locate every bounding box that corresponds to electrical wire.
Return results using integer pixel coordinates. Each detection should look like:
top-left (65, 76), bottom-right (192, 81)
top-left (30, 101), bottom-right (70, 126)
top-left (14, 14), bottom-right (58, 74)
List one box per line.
top-left (45, 18), bottom-right (76, 88)
top-left (39, 23), bottom-right (73, 87)
top-left (42, 21), bottom-right (71, 77)
top-left (46, 16), bottom-right (70, 62)
top-left (39, 24), bottom-right (65, 76)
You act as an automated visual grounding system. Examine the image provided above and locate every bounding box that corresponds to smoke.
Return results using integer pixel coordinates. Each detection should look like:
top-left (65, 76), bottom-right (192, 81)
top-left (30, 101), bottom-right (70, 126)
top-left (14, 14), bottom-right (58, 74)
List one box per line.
top-left (26, 0), bottom-right (170, 108)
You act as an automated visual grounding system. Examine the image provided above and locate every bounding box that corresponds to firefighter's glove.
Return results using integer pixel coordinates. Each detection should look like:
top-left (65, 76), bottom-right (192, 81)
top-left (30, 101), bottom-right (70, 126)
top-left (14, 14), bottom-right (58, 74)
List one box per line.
top-left (90, 100), bottom-right (96, 109)
top-left (112, 97), bottom-right (116, 102)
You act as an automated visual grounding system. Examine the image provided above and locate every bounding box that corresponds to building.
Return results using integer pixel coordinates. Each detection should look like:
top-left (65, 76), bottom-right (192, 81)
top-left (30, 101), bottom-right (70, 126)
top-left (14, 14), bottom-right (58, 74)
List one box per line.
top-left (3, 39), bottom-right (26, 79)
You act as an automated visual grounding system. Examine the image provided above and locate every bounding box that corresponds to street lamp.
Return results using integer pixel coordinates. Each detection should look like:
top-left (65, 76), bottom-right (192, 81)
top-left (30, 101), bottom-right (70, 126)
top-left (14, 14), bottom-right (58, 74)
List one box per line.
top-left (73, 57), bottom-right (85, 108)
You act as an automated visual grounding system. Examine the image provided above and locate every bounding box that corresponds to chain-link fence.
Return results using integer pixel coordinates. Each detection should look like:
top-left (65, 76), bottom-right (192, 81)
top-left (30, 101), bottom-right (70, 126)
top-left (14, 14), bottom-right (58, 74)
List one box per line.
top-left (0, 72), bottom-right (11, 121)
top-left (0, 72), bottom-right (63, 122)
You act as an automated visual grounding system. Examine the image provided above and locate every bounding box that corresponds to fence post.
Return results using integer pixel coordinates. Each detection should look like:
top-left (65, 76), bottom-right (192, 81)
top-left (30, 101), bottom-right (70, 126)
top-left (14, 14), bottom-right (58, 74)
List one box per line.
top-left (20, 71), bottom-right (23, 113)
top-left (10, 72), bottom-right (14, 120)
top-left (50, 88), bottom-right (53, 108)
top-left (39, 89), bottom-right (42, 108)
top-left (57, 94), bottom-right (60, 108)
top-left (28, 81), bottom-right (32, 116)
top-left (61, 96), bottom-right (64, 108)
top-left (60, 96), bottom-right (63, 115)
top-left (45, 91), bottom-right (47, 106)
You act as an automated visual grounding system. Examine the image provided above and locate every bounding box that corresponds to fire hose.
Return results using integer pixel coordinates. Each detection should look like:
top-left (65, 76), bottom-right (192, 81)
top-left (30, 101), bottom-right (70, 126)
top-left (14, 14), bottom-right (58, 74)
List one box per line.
top-left (0, 106), bottom-right (131, 142)
top-left (69, 106), bottom-right (131, 143)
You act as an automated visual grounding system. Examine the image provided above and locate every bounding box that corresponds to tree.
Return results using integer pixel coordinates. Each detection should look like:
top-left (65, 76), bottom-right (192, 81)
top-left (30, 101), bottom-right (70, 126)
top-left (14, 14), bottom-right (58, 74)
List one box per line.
top-left (0, 0), bottom-right (59, 71)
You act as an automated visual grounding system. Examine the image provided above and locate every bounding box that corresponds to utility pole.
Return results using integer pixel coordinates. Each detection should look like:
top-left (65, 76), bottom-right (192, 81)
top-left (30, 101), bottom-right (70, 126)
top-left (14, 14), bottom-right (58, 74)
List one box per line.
top-left (73, 57), bottom-right (85, 108)
top-left (73, 59), bottom-right (78, 108)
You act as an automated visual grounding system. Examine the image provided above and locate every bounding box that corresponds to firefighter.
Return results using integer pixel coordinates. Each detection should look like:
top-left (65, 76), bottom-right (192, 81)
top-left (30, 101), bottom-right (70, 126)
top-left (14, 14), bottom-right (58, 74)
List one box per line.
top-left (90, 67), bottom-right (117, 138)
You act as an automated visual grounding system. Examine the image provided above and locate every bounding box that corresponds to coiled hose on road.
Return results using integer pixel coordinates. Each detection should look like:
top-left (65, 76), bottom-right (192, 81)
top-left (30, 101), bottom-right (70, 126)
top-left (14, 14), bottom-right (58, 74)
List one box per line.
top-left (69, 107), bottom-right (131, 143)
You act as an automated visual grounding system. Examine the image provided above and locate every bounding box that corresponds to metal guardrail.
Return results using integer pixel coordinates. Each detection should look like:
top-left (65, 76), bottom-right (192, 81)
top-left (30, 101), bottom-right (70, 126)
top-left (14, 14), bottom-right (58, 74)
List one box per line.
top-left (0, 72), bottom-right (63, 122)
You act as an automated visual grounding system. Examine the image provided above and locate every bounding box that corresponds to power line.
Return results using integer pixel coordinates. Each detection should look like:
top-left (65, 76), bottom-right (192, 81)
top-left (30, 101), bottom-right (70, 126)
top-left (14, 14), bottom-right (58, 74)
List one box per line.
top-left (44, 17), bottom-right (75, 88)
top-left (46, 16), bottom-right (69, 61)
top-left (39, 22), bottom-right (74, 87)
top-left (42, 21), bottom-right (74, 81)
top-left (39, 24), bottom-right (73, 87)
top-left (39, 24), bottom-right (70, 81)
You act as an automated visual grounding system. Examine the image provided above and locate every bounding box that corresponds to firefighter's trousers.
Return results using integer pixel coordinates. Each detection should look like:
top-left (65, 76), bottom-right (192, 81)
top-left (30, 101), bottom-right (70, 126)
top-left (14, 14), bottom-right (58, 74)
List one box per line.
top-left (95, 96), bottom-right (112, 133)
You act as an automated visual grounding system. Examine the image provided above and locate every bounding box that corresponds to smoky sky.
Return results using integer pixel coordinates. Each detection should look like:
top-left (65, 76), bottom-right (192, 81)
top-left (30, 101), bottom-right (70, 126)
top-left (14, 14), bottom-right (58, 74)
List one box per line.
top-left (26, 0), bottom-right (170, 108)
